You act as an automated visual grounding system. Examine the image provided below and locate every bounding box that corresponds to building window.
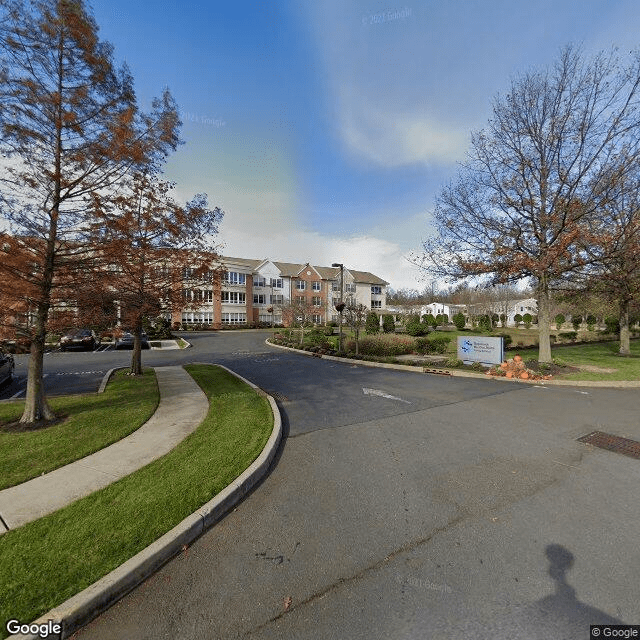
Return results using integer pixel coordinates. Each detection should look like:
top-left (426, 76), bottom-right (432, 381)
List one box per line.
top-left (271, 294), bottom-right (284, 305)
top-left (296, 280), bottom-right (306, 290)
top-left (332, 281), bottom-right (340, 292)
top-left (371, 285), bottom-right (382, 295)
top-left (182, 312), bottom-right (213, 324)
top-left (312, 296), bottom-right (322, 307)
top-left (222, 312), bottom-right (246, 324)
top-left (221, 291), bottom-right (246, 304)
top-left (253, 294), bottom-right (266, 305)
top-left (296, 295), bottom-right (305, 305)
top-left (371, 300), bottom-right (382, 309)
top-left (182, 266), bottom-right (194, 280)
top-left (345, 283), bottom-right (356, 294)
top-left (225, 271), bottom-right (246, 285)
top-left (254, 277), bottom-right (266, 288)
top-left (312, 314), bottom-right (322, 324)
top-left (271, 277), bottom-right (283, 289)
top-left (312, 281), bottom-right (321, 291)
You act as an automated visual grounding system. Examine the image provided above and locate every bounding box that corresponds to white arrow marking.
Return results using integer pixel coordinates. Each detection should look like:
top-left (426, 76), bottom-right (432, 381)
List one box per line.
top-left (363, 388), bottom-right (411, 403)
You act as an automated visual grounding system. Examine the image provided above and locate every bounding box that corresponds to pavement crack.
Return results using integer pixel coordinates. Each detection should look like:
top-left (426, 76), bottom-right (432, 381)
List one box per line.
top-left (243, 513), bottom-right (466, 637)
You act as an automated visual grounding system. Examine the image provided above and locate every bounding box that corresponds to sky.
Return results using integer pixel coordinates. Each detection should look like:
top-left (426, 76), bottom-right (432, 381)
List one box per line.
top-left (90, 0), bottom-right (640, 292)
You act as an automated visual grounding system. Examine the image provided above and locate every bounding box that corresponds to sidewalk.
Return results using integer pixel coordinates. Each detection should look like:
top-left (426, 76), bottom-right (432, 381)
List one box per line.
top-left (0, 366), bottom-right (208, 534)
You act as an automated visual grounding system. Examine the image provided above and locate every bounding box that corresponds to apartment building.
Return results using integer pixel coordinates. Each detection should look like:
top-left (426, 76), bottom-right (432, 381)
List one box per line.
top-left (176, 257), bottom-right (389, 327)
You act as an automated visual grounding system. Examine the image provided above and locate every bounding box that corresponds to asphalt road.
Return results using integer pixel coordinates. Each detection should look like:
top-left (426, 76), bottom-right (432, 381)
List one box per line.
top-left (11, 331), bottom-right (640, 639)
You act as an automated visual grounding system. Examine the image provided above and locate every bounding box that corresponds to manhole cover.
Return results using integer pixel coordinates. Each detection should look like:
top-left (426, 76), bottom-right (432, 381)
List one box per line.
top-left (266, 391), bottom-right (289, 403)
top-left (577, 431), bottom-right (640, 460)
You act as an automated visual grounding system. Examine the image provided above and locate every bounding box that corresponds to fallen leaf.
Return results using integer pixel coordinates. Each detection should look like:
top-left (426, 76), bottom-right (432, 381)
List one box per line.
top-left (283, 596), bottom-right (292, 611)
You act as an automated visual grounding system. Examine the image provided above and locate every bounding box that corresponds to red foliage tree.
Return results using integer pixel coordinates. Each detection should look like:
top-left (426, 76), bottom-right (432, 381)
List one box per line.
top-left (0, 0), bottom-right (180, 424)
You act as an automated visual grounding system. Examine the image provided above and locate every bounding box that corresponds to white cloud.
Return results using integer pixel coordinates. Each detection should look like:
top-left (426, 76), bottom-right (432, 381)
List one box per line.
top-left (340, 99), bottom-right (470, 168)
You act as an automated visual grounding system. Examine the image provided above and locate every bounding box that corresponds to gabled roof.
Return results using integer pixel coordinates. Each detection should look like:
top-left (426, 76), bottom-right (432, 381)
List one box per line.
top-left (313, 265), bottom-right (340, 280)
top-left (348, 269), bottom-right (389, 285)
top-left (220, 256), bottom-right (263, 269)
top-left (295, 263), bottom-right (322, 278)
top-left (221, 256), bottom-right (388, 285)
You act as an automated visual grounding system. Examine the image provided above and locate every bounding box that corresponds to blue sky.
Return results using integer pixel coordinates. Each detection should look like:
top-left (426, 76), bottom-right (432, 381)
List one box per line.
top-left (92, 0), bottom-right (640, 291)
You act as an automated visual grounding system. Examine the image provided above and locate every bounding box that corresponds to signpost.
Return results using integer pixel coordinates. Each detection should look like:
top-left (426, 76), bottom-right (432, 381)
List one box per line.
top-left (457, 336), bottom-right (504, 366)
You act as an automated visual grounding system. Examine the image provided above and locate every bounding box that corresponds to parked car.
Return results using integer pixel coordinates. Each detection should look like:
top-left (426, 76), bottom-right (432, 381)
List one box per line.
top-left (59, 329), bottom-right (100, 352)
top-left (0, 350), bottom-right (15, 385)
top-left (115, 331), bottom-right (150, 350)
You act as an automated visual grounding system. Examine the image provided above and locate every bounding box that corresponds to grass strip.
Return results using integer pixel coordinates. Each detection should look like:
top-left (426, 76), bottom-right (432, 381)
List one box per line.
top-left (0, 365), bottom-right (272, 638)
top-left (509, 340), bottom-right (640, 381)
top-left (0, 370), bottom-right (159, 490)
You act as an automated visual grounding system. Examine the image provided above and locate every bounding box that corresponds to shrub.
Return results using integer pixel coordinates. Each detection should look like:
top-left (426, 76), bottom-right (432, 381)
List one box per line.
top-left (604, 316), bottom-right (619, 334)
top-left (347, 334), bottom-right (416, 357)
top-left (513, 313), bottom-right (522, 327)
top-left (406, 315), bottom-right (430, 336)
top-left (414, 335), bottom-right (451, 354)
top-left (452, 312), bottom-right (466, 330)
top-left (429, 336), bottom-right (452, 353)
top-left (571, 315), bottom-right (582, 331)
top-left (554, 313), bottom-right (565, 330)
top-left (365, 312), bottom-right (380, 334)
top-left (478, 314), bottom-right (492, 332)
top-left (523, 313), bottom-right (533, 329)
top-left (382, 315), bottom-right (395, 333)
top-left (304, 329), bottom-right (330, 347)
top-left (499, 314), bottom-right (506, 326)
top-left (493, 332), bottom-right (513, 348)
top-left (586, 314), bottom-right (596, 331)
top-left (558, 331), bottom-right (578, 342)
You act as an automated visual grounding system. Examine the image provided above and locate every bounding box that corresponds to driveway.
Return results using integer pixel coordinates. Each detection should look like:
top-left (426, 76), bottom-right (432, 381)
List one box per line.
top-left (53, 331), bottom-right (640, 639)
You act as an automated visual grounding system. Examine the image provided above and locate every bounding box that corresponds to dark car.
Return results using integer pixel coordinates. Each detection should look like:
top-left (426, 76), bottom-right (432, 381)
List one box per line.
top-left (115, 331), bottom-right (150, 350)
top-left (59, 329), bottom-right (100, 352)
top-left (0, 350), bottom-right (15, 385)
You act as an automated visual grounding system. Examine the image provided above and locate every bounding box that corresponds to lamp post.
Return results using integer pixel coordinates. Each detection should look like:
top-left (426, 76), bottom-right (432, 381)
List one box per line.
top-left (332, 262), bottom-right (344, 352)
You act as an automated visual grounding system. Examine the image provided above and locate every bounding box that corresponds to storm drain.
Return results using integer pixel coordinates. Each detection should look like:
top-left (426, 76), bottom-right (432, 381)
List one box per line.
top-left (266, 391), bottom-right (289, 403)
top-left (577, 431), bottom-right (640, 460)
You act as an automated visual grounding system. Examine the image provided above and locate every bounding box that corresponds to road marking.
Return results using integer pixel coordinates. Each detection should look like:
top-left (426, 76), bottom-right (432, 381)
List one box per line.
top-left (54, 370), bottom-right (105, 376)
top-left (362, 388), bottom-right (411, 403)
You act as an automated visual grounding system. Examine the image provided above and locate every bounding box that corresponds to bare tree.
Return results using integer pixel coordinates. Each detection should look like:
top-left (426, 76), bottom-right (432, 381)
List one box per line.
top-left (0, 0), bottom-right (180, 423)
top-left (570, 160), bottom-right (640, 354)
top-left (343, 301), bottom-right (369, 355)
top-left (418, 46), bottom-right (640, 362)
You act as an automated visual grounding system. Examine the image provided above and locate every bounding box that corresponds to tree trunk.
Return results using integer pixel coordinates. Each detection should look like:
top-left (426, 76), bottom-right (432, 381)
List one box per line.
top-left (20, 304), bottom-right (55, 423)
top-left (536, 277), bottom-right (552, 363)
top-left (355, 329), bottom-right (359, 356)
top-left (130, 323), bottom-right (143, 375)
top-left (619, 300), bottom-right (631, 356)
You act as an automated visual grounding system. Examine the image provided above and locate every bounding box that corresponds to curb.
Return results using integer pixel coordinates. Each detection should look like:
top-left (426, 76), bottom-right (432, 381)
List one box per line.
top-left (264, 339), bottom-right (640, 389)
top-left (97, 367), bottom-right (125, 394)
top-left (10, 365), bottom-right (282, 640)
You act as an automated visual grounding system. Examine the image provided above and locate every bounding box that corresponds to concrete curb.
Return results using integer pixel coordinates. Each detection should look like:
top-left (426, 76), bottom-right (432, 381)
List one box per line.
top-left (97, 367), bottom-right (125, 394)
top-left (264, 339), bottom-right (640, 389)
top-left (10, 366), bottom-right (282, 640)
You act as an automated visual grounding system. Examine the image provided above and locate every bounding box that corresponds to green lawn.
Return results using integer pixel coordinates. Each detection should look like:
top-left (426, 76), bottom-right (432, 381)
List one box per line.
top-left (0, 365), bottom-right (273, 638)
top-left (507, 340), bottom-right (640, 381)
top-left (0, 369), bottom-right (159, 490)
top-left (280, 327), bottom-right (640, 382)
